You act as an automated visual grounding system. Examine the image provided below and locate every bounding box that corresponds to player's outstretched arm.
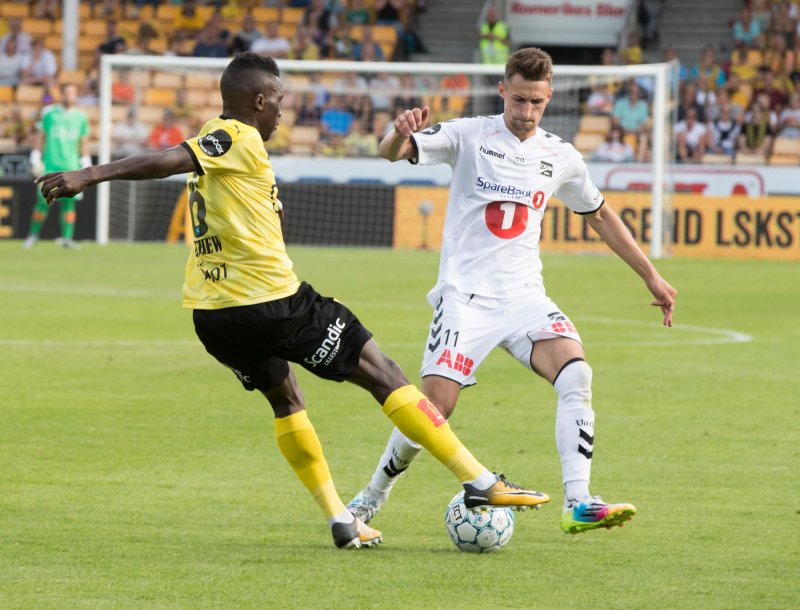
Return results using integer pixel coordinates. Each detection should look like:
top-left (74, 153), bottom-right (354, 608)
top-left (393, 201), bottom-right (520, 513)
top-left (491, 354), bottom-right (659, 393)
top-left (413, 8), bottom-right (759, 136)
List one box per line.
top-left (585, 203), bottom-right (677, 327)
top-left (379, 106), bottom-right (430, 162)
top-left (35, 145), bottom-right (195, 205)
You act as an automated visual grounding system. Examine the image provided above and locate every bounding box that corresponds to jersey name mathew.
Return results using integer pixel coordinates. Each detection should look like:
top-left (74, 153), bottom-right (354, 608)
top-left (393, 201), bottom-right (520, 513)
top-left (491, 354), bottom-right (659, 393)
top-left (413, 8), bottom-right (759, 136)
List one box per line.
top-left (411, 114), bottom-right (603, 300)
top-left (180, 117), bottom-right (299, 310)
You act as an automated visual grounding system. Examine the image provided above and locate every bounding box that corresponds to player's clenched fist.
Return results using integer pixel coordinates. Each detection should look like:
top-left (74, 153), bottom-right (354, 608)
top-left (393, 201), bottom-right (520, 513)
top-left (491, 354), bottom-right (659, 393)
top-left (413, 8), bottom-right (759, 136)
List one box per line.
top-left (394, 106), bottom-right (430, 137)
top-left (35, 170), bottom-right (90, 205)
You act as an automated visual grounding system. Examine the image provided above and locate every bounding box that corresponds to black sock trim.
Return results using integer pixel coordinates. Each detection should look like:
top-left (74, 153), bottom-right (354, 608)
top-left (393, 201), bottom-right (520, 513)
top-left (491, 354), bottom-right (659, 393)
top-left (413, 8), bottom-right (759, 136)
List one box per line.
top-left (552, 357), bottom-right (585, 386)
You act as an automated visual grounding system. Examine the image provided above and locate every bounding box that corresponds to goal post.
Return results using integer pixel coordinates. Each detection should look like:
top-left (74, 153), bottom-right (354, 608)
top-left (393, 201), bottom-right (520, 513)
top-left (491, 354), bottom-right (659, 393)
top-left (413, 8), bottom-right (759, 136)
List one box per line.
top-left (97, 54), bottom-right (676, 257)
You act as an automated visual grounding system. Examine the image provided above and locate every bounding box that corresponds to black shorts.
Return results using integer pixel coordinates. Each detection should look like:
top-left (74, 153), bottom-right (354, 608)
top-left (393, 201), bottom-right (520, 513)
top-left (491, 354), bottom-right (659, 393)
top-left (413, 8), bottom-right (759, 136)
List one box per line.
top-left (193, 282), bottom-right (373, 391)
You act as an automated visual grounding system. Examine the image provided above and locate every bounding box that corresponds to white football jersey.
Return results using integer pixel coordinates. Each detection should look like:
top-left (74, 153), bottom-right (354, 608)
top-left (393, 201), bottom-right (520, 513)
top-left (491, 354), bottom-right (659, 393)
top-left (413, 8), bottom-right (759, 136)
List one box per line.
top-left (411, 114), bottom-right (603, 301)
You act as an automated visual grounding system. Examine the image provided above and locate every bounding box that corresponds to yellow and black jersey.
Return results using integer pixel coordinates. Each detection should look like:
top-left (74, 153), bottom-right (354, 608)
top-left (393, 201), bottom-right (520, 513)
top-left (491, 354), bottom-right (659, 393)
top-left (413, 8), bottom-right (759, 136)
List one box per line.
top-left (180, 116), bottom-right (299, 310)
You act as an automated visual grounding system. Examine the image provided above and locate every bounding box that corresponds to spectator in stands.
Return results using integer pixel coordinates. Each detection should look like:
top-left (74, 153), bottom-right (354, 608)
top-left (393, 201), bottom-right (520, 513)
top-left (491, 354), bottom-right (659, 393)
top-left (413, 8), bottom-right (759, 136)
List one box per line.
top-left (707, 105), bottom-right (741, 159)
top-left (763, 33), bottom-right (795, 79)
top-left (677, 81), bottom-right (706, 122)
top-left (251, 21), bottom-right (291, 58)
top-left (171, 88), bottom-right (193, 121)
top-left (290, 24), bottom-right (321, 60)
top-left (230, 14), bottom-right (263, 54)
top-left (790, 34), bottom-right (800, 85)
top-left (0, 38), bottom-right (27, 87)
top-left (706, 87), bottom-right (744, 123)
top-left (320, 132), bottom-right (348, 156)
top-left (20, 39), bottom-right (57, 88)
top-left (637, 0), bottom-right (663, 48)
top-left (753, 68), bottom-right (791, 114)
top-left (662, 47), bottom-right (689, 85)
top-left (778, 91), bottom-right (800, 137)
top-left (122, 23), bottom-right (160, 56)
top-left (691, 46), bottom-right (726, 92)
top-left (478, 4), bottom-right (511, 65)
top-left (130, 0), bottom-right (162, 19)
top-left (732, 8), bottom-right (761, 48)
top-left (375, 0), bottom-right (405, 33)
top-left (112, 70), bottom-right (135, 104)
top-left (2, 105), bottom-right (34, 147)
top-left (728, 43), bottom-right (759, 84)
top-left (750, 91), bottom-right (781, 130)
top-left (332, 70), bottom-right (369, 111)
top-left (303, 0), bottom-right (338, 39)
top-left (769, 1), bottom-right (797, 47)
top-left (174, 0), bottom-right (205, 37)
top-left (391, 73), bottom-right (424, 116)
top-left (368, 72), bottom-right (400, 113)
top-left (320, 94), bottom-right (355, 140)
top-left (612, 81), bottom-right (649, 133)
top-left (112, 107), bottom-right (150, 157)
top-left (749, 0), bottom-right (773, 34)
top-left (296, 91), bottom-right (323, 126)
top-left (346, 0), bottom-right (371, 25)
top-left (193, 26), bottom-right (230, 58)
top-left (148, 109), bottom-right (185, 150)
top-left (353, 25), bottom-right (385, 61)
top-left (96, 21), bottom-right (128, 59)
top-left (591, 126), bottom-right (634, 163)
top-left (32, 0), bottom-right (59, 20)
top-left (328, 23), bottom-right (356, 58)
top-left (725, 72), bottom-right (754, 111)
top-left (343, 117), bottom-right (378, 156)
top-left (739, 103), bottom-right (775, 158)
top-left (77, 77), bottom-right (99, 106)
top-left (621, 31), bottom-right (642, 65)
top-left (585, 83), bottom-right (615, 116)
top-left (0, 19), bottom-right (32, 57)
top-left (675, 107), bottom-right (709, 163)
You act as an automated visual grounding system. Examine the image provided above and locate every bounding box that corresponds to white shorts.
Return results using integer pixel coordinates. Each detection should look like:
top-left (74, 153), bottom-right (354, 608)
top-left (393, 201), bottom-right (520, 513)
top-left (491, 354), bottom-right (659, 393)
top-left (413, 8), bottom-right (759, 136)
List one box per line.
top-left (420, 288), bottom-right (582, 387)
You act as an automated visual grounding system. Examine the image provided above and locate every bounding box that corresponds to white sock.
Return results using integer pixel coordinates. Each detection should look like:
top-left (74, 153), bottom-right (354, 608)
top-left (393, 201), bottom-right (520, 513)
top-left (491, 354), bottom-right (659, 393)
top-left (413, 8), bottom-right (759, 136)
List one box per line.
top-left (465, 470), bottom-right (498, 489)
top-left (365, 427), bottom-right (423, 498)
top-left (328, 509), bottom-right (355, 526)
top-left (554, 360), bottom-right (594, 508)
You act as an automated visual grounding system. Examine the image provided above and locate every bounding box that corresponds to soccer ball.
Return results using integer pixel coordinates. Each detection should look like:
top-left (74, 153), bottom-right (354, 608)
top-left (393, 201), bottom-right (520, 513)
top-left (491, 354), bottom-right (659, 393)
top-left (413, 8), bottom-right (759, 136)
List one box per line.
top-left (444, 491), bottom-right (514, 553)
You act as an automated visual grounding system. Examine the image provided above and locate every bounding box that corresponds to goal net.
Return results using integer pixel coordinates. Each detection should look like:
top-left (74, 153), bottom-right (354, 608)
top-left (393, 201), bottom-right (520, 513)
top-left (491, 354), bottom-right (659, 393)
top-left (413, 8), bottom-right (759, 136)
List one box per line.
top-left (97, 55), bottom-right (676, 257)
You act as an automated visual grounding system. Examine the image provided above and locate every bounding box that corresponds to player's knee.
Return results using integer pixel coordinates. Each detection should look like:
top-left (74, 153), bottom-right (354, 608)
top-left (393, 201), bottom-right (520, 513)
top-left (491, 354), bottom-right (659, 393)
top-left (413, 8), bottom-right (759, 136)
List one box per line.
top-left (553, 359), bottom-right (592, 400)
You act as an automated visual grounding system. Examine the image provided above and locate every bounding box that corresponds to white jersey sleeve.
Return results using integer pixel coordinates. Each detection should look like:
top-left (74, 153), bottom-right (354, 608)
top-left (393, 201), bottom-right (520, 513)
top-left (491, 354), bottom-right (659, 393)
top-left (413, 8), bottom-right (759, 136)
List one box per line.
top-left (410, 120), bottom-right (461, 166)
top-left (554, 148), bottom-right (604, 214)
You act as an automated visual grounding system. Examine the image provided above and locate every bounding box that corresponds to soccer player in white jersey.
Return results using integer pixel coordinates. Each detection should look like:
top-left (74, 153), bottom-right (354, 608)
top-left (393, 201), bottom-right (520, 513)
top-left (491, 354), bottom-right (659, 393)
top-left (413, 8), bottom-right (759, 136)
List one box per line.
top-left (348, 47), bottom-right (677, 534)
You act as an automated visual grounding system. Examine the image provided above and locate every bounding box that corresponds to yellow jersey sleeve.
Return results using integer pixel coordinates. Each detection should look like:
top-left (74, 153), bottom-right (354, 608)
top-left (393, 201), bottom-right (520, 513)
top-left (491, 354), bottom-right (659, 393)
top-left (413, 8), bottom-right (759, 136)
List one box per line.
top-left (180, 117), bottom-right (299, 310)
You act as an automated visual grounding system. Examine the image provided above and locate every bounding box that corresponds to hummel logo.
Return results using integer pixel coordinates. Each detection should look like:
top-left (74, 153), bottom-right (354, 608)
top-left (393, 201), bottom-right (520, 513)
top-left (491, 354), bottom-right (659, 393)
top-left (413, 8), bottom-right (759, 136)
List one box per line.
top-left (578, 428), bottom-right (594, 459)
top-left (539, 161), bottom-right (553, 177)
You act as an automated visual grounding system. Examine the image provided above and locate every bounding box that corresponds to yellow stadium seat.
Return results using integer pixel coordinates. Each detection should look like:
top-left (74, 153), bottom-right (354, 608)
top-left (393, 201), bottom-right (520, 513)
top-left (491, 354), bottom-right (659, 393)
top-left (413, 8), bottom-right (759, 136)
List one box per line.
top-left (578, 114), bottom-right (612, 134)
top-left (701, 153), bottom-right (733, 165)
top-left (15, 84), bottom-right (46, 104)
top-left (768, 154), bottom-right (800, 165)
top-left (572, 132), bottom-right (605, 157)
top-left (735, 152), bottom-right (767, 165)
top-left (144, 87), bottom-right (177, 107)
top-left (281, 7), bottom-right (304, 24)
top-left (59, 70), bottom-right (85, 86)
top-left (81, 19), bottom-right (107, 36)
top-left (22, 18), bottom-right (52, 36)
top-left (288, 125), bottom-right (320, 155)
top-left (151, 72), bottom-right (183, 89)
top-left (252, 7), bottom-right (279, 23)
top-left (0, 3), bottom-right (30, 18)
top-left (0, 85), bottom-right (13, 103)
top-left (772, 137), bottom-right (800, 156)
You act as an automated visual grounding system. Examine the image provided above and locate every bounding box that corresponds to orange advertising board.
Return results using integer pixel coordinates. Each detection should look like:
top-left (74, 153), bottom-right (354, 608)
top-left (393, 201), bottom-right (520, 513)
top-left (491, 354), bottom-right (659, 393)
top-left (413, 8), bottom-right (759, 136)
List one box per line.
top-left (393, 187), bottom-right (800, 260)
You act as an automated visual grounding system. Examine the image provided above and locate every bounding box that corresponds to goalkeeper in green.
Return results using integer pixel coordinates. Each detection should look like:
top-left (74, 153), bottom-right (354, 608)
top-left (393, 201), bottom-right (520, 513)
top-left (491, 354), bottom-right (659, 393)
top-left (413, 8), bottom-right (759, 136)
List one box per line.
top-left (23, 82), bottom-right (91, 250)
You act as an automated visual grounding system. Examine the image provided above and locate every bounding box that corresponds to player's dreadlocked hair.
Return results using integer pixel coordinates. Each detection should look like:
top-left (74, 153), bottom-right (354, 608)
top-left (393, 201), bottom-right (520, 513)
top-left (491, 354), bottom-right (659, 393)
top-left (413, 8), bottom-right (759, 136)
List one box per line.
top-left (505, 47), bottom-right (553, 84)
top-left (220, 52), bottom-right (281, 105)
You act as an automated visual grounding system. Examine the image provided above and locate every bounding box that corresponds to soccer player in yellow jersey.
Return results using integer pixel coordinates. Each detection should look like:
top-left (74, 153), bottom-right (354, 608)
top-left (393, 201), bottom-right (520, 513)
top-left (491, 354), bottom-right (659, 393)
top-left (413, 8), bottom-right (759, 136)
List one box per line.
top-left (35, 53), bottom-right (548, 549)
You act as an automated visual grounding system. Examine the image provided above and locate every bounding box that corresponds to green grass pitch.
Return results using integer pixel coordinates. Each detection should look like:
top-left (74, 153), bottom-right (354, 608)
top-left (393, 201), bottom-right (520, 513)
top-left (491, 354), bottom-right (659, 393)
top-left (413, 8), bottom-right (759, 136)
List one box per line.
top-left (1, 240), bottom-right (798, 609)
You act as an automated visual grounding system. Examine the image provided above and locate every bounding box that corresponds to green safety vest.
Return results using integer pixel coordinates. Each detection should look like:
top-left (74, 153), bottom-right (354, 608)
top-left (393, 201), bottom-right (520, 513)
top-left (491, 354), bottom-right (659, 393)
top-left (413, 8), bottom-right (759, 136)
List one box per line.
top-left (480, 20), bottom-right (510, 64)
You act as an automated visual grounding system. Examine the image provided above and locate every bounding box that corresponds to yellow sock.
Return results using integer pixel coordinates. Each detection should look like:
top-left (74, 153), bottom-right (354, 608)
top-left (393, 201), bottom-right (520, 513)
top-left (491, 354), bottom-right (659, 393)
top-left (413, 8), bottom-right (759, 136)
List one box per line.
top-left (382, 385), bottom-right (486, 483)
top-left (274, 410), bottom-right (347, 519)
